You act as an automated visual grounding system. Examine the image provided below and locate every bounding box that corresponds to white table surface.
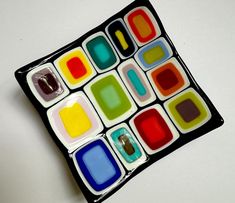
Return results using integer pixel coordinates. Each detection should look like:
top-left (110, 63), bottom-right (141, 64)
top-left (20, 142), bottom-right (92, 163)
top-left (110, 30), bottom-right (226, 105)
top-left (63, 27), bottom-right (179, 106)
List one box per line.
top-left (0, 0), bottom-right (235, 202)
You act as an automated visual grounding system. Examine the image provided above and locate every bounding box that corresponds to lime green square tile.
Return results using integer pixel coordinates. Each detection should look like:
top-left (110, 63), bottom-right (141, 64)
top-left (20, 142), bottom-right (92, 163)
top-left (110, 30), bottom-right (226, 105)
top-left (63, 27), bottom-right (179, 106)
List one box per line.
top-left (164, 88), bottom-right (211, 133)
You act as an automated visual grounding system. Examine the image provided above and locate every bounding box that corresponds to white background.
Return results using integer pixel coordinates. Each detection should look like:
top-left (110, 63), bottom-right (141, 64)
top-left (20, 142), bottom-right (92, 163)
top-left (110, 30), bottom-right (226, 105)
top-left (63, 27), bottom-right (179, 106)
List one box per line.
top-left (0, 0), bottom-right (234, 202)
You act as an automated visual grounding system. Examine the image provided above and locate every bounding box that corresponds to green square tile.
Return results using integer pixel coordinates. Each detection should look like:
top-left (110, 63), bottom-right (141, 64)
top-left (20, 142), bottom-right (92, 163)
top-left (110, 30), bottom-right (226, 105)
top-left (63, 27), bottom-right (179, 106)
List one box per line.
top-left (90, 74), bottom-right (131, 120)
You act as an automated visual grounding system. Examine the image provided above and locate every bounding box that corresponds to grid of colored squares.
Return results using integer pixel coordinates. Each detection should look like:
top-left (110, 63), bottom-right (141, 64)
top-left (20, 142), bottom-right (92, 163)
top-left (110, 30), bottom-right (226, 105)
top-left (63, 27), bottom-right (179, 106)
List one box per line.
top-left (22, 4), bottom-right (215, 199)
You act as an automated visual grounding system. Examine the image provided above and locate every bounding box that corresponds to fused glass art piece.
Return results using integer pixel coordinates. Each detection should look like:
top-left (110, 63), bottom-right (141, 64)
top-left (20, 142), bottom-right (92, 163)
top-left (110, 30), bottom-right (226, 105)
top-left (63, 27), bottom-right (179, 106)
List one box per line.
top-left (15, 0), bottom-right (224, 202)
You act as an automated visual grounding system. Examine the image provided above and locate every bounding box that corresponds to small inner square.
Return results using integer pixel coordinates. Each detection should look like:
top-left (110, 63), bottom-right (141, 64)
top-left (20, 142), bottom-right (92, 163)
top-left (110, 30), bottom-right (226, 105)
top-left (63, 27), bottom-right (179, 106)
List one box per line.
top-left (59, 103), bottom-right (92, 138)
top-left (156, 69), bottom-right (179, 90)
top-left (176, 99), bottom-right (201, 123)
top-left (38, 73), bottom-right (59, 95)
top-left (133, 14), bottom-right (152, 38)
top-left (86, 36), bottom-right (117, 70)
top-left (143, 46), bottom-right (165, 65)
top-left (149, 60), bottom-right (187, 98)
top-left (82, 145), bottom-right (116, 185)
top-left (100, 85), bottom-right (121, 110)
top-left (66, 57), bottom-right (87, 79)
top-left (118, 134), bottom-right (135, 155)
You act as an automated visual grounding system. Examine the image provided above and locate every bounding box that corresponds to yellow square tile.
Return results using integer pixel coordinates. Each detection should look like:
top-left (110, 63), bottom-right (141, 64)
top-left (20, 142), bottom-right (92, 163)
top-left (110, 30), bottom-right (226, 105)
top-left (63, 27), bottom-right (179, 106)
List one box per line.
top-left (59, 103), bottom-right (92, 138)
top-left (54, 48), bottom-right (96, 89)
